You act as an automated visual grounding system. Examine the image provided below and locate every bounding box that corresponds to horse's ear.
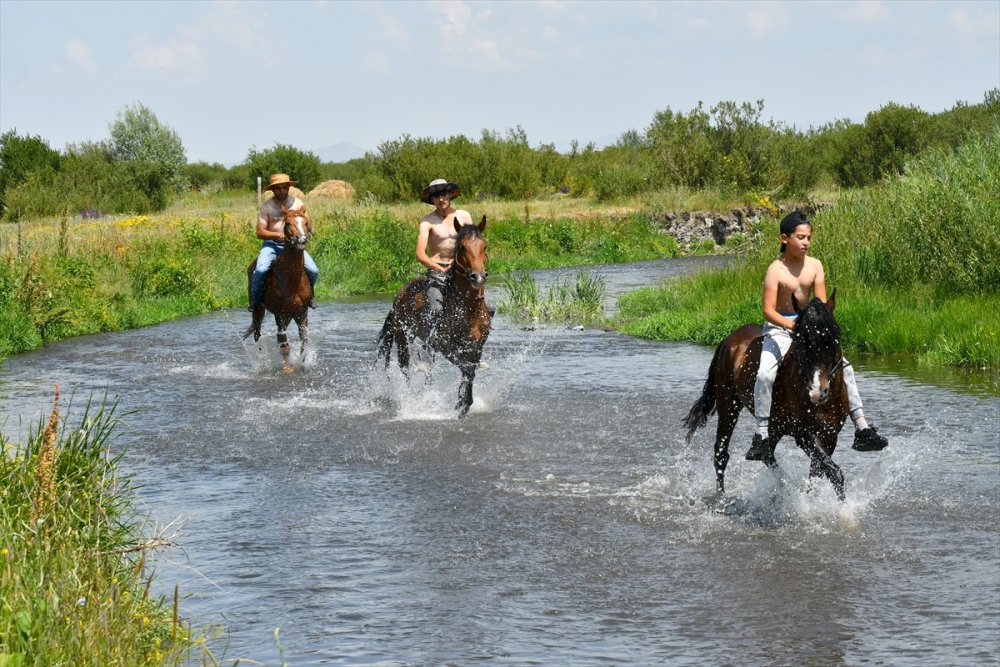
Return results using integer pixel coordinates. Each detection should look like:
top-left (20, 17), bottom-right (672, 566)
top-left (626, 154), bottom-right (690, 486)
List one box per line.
top-left (478, 215), bottom-right (487, 232)
top-left (826, 288), bottom-right (836, 314)
top-left (453, 217), bottom-right (463, 233)
top-left (791, 293), bottom-right (801, 314)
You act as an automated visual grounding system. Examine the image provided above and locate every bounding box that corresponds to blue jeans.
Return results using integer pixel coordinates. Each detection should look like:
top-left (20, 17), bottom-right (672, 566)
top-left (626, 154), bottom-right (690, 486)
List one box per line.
top-left (251, 241), bottom-right (318, 306)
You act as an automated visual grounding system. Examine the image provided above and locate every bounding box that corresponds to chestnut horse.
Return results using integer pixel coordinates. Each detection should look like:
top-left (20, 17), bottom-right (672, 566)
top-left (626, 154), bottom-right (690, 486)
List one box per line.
top-left (376, 216), bottom-right (491, 417)
top-left (682, 292), bottom-right (850, 500)
top-left (242, 207), bottom-right (312, 372)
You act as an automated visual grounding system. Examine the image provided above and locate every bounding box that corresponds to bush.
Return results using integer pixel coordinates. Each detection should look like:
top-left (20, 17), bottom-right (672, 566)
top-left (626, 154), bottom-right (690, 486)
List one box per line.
top-left (243, 144), bottom-right (322, 192)
top-left (0, 130), bottom-right (62, 217)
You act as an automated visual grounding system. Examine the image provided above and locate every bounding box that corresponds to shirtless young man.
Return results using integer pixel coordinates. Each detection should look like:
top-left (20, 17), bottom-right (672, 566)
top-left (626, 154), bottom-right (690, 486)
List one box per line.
top-left (249, 173), bottom-right (319, 311)
top-left (745, 211), bottom-right (889, 461)
top-left (415, 178), bottom-right (474, 327)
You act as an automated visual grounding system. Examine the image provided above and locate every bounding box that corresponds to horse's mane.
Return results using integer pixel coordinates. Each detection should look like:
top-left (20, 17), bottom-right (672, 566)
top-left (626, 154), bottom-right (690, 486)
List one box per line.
top-left (793, 298), bottom-right (841, 353)
top-left (456, 222), bottom-right (482, 242)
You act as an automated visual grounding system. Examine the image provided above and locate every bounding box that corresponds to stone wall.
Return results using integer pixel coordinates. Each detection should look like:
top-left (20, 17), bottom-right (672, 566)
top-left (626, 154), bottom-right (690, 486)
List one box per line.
top-left (650, 202), bottom-right (832, 250)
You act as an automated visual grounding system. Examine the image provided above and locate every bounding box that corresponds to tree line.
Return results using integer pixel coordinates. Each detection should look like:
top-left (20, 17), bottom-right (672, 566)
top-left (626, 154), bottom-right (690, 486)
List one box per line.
top-left (1, 91), bottom-right (997, 220)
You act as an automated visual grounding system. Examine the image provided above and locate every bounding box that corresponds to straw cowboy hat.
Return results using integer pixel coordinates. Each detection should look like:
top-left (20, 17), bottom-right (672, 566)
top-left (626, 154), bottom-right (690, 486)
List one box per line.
top-left (420, 178), bottom-right (461, 204)
top-left (264, 173), bottom-right (298, 192)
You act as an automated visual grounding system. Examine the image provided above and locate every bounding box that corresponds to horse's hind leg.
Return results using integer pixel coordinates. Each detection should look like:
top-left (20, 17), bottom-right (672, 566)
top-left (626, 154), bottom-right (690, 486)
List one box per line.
top-left (712, 406), bottom-right (740, 495)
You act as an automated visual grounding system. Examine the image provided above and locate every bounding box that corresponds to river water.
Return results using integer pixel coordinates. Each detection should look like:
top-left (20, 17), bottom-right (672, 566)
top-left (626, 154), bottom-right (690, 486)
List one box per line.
top-left (2, 257), bottom-right (998, 666)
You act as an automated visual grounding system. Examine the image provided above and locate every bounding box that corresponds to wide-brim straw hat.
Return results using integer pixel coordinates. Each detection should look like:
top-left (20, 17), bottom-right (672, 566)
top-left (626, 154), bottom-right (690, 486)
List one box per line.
top-left (420, 178), bottom-right (461, 204)
top-left (264, 173), bottom-right (298, 192)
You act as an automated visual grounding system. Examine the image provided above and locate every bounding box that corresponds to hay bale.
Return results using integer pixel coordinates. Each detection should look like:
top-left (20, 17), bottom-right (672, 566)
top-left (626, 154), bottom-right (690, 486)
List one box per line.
top-left (307, 180), bottom-right (355, 200)
top-left (264, 186), bottom-right (306, 200)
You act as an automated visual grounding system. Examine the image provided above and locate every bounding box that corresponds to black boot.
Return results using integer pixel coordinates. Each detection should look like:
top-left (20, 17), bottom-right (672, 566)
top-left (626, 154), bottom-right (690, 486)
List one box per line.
top-left (745, 434), bottom-right (770, 461)
top-left (853, 426), bottom-right (888, 451)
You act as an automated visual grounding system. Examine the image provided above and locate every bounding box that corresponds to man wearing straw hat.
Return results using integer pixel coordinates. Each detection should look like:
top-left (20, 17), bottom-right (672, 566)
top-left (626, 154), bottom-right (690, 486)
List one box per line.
top-left (416, 178), bottom-right (477, 333)
top-left (249, 173), bottom-right (319, 311)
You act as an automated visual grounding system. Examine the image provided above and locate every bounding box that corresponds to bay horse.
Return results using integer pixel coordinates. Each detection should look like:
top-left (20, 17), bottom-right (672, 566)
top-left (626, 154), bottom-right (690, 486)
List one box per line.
top-left (682, 291), bottom-right (850, 500)
top-left (242, 207), bottom-right (312, 372)
top-left (375, 216), bottom-right (491, 417)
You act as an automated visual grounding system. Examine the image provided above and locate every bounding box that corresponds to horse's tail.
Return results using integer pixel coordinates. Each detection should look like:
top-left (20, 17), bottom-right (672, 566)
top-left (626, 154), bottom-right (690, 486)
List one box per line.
top-left (375, 311), bottom-right (396, 367)
top-left (682, 342), bottom-right (724, 443)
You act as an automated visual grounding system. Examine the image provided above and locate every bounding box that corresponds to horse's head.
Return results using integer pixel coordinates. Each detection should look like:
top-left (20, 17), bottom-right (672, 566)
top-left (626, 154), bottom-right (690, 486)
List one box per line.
top-left (790, 290), bottom-right (844, 405)
top-left (282, 208), bottom-right (312, 251)
top-left (453, 215), bottom-right (488, 291)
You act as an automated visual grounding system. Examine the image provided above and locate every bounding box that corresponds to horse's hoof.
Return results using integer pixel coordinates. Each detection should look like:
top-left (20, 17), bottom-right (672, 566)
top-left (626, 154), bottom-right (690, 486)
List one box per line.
top-left (478, 361), bottom-right (490, 370)
top-left (281, 365), bottom-right (294, 374)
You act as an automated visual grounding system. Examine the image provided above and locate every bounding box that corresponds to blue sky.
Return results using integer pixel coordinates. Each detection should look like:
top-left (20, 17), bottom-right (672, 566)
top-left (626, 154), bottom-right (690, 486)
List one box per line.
top-left (2, 0), bottom-right (998, 165)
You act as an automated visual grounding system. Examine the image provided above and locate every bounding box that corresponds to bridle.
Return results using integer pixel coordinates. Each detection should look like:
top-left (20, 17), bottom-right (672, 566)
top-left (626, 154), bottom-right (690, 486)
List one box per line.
top-left (451, 239), bottom-right (488, 300)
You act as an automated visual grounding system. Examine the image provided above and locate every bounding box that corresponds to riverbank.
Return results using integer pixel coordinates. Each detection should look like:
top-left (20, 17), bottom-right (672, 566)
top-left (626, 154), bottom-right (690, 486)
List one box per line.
top-left (1, 128), bottom-right (996, 369)
top-left (612, 129), bottom-right (1000, 369)
top-left (0, 388), bottom-right (213, 665)
top-left (0, 188), bottom-right (764, 359)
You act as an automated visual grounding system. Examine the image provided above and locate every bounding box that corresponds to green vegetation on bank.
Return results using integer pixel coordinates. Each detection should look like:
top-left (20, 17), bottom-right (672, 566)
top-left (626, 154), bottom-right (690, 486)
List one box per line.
top-left (0, 193), bottom-right (685, 358)
top-left (615, 127), bottom-right (1000, 369)
top-left (0, 389), bottom-right (212, 665)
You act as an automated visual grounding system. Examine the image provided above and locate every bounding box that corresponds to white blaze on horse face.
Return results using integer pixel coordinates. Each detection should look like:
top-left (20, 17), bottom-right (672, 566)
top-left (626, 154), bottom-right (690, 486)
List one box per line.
top-left (288, 215), bottom-right (310, 248)
top-left (808, 367), bottom-right (824, 404)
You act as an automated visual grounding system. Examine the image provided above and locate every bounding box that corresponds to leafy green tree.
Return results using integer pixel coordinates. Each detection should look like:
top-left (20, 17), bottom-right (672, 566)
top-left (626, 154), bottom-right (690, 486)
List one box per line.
top-left (107, 102), bottom-right (188, 195)
top-left (0, 130), bottom-right (61, 217)
top-left (243, 143), bottom-right (322, 192)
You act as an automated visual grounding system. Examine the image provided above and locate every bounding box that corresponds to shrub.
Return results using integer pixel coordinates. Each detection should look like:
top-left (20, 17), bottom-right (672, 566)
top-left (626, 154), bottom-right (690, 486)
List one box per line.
top-left (0, 130), bottom-right (62, 217)
top-left (243, 144), bottom-right (323, 192)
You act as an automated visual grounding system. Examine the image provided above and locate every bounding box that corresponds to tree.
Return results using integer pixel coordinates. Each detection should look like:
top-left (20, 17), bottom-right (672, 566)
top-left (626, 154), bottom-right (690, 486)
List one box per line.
top-left (0, 129), bottom-right (61, 217)
top-left (107, 102), bottom-right (188, 194)
top-left (243, 143), bottom-right (322, 192)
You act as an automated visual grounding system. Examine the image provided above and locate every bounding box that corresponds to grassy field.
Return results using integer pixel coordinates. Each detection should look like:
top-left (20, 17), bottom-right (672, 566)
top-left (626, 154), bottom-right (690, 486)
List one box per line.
top-left (0, 185), bottom-right (769, 359)
top-left (1, 132), bottom-right (996, 370)
top-left (615, 129), bottom-right (1000, 369)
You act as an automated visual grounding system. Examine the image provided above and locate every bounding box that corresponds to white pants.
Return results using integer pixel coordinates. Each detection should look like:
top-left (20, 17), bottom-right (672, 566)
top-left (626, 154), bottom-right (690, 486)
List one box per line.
top-left (753, 321), bottom-right (862, 421)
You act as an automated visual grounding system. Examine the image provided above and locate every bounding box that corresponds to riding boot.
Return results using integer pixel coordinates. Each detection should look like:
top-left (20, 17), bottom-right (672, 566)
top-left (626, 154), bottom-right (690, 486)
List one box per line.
top-left (745, 433), bottom-right (771, 461)
top-left (308, 288), bottom-right (317, 310)
top-left (853, 425), bottom-right (888, 451)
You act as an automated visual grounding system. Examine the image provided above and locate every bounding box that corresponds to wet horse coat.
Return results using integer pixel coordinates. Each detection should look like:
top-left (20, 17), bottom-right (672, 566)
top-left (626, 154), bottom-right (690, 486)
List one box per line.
top-left (683, 293), bottom-right (850, 499)
top-left (376, 216), bottom-right (491, 417)
top-left (243, 207), bottom-right (312, 372)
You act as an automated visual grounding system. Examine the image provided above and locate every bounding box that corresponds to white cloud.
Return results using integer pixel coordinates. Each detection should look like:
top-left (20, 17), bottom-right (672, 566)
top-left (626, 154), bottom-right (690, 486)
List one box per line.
top-left (746, 2), bottom-right (791, 40)
top-left (65, 39), bottom-right (96, 73)
top-left (128, 33), bottom-right (201, 73)
top-left (848, 1), bottom-right (890, 23)
top-left (431, 0), bottom-right (473, 40)
top-left (375, 9), bottom-right (410, 46)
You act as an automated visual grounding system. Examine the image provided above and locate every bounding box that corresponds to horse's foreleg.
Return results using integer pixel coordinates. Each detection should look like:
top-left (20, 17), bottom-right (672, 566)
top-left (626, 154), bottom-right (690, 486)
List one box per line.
top-left (456, 366), bottom-right (475, 418)
top-left (276, 322), bottom-right (291, 372)
top-left (296, 315), bottom-right (309, 359)
top-left (801, 435), bottom-right (846, 501)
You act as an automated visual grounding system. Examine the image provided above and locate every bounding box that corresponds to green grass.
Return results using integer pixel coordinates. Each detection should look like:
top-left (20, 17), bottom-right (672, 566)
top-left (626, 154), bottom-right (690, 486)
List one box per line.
top-left (614, 128), bottom-right (1000, 370)
top-left (497, 271), bottom-right (608, 325)
top-left (0, 389), bottom-right (215, 666)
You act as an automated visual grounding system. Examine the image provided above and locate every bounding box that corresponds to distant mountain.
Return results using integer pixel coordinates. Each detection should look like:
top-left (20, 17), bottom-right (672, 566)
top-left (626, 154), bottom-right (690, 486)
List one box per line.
top-left (314, 142), bottom-right (369, 163)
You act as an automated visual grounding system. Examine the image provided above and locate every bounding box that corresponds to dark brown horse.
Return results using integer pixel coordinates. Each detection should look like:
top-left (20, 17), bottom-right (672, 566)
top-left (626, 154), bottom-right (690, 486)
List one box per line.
top-left (682, 292), bottom-right (850, 500)
top-left (242, 207), bottom-right (312, 372)
top-left (376, 216), bottom-right (491, 417)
